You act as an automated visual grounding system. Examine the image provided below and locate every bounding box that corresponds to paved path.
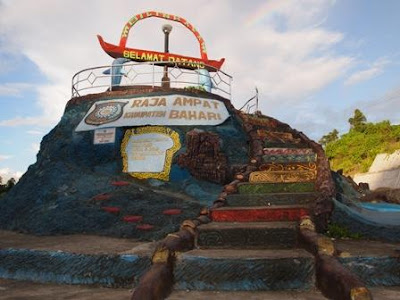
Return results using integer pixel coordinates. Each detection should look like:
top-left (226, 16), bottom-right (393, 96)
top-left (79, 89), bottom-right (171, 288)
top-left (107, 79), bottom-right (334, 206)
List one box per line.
top-left (0, 230), bottom-right (142, 255)
top-left (1, 279), bottom-right (400, 300)
top-left (0, 279), bottom-right (326, 299)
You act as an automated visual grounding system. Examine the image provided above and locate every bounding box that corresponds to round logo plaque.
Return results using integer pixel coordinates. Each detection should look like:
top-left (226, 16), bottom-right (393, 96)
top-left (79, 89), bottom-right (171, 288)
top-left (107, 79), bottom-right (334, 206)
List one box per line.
top-left (84, 101), bottom-right (128, 125)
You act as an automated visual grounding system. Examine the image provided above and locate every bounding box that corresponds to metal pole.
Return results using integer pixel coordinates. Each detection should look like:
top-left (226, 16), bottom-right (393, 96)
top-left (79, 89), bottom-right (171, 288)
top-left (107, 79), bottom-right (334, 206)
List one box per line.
top-left (152, 62), bottom-right (155, 88)
top-left (255, 87), bottom-right (259, 112)
top-left (161, 24), bottom-right (172, 88)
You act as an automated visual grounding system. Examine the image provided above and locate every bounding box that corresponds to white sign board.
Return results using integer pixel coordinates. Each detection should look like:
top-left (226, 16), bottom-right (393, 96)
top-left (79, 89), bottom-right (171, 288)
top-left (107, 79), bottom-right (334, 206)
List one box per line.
top-left (75, 94), bottom-right (230, 131)
top-left (124, 133), bottom-right (173, 173)
top-left (121, 127), bottom-right (181, 181)
top-left (93, 128), bottom-right (116, 144)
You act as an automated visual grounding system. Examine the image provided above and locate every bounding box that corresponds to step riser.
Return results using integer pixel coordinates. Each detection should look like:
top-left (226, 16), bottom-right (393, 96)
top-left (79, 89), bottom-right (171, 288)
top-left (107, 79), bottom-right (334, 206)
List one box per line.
top-left (264, 143), bottom-right (309, 149)
top-left (263, 148), bottom-right (314, 155)
top-left (262, 154), bottom-right (316, 163)
top-left (226, 193), bottom-right (318, 207)
top-left (249, 170), bottom-right (316, 183)
top-left (339, 256), bottom-right (400, 286)
top-left (175, 254), bottom-right (315, 291)
top-left (211, 208), bottom-right (309, 222)
top-left (197, 226), bottom-right (297, 249)
top-left (0, 249), bottom-right (150, 287)
top-left (238, 183), bottom-right (315, 194)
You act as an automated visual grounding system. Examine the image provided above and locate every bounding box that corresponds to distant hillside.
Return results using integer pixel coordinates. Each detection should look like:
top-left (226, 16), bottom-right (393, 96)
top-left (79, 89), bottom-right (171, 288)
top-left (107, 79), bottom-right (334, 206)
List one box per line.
top-left (321, 111), bottom-right (400, 176)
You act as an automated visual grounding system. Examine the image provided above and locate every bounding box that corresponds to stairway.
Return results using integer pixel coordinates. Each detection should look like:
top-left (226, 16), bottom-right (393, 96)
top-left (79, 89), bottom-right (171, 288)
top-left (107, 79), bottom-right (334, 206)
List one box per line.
top-left (174, 129), bottom-right (320, 291)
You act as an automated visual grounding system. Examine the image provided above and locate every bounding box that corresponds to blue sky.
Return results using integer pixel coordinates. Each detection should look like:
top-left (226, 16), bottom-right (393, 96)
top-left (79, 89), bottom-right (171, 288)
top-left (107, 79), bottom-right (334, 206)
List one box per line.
top-left (0, 0), bottom-right (400, 181)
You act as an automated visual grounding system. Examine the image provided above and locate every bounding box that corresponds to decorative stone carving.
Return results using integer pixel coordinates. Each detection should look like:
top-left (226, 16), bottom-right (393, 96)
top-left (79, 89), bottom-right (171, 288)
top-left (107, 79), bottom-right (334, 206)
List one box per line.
top-left (177, 130), bottom-right (228, 184)
top-left (257, 130), bottom-right (301, 144)
top-left (249, 170), bottom-right (316, 183)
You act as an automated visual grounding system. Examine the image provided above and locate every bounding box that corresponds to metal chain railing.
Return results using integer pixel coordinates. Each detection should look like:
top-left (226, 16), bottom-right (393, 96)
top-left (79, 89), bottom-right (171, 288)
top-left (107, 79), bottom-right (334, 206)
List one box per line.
top-left (71, 61), bottom-right (232, 99)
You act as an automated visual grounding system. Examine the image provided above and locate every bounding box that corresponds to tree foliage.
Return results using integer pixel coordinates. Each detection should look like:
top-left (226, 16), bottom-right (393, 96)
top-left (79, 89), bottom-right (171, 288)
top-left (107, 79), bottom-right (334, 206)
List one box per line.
top-left (319, 129), bottom-right (339, 147)
top-left (348, 109), bottom-right (367, 131)
top-left (320, 109), bottom-right (400, 175)
top-left (0, 177), bottom-right (15, 196)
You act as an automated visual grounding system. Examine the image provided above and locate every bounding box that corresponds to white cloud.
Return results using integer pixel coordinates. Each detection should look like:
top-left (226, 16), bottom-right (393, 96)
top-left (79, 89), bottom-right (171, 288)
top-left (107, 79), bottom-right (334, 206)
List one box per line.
top-left (0, 167), bottom-right (22, 182)
top-left (294, 84), bottom-right (400, 140)
top-left (0, 0), bottom-right (352, 118)
top-left (345, 57), bottom-right (390, 86)
top-left (357, 85), bottom-right (400, 122)
top-left (0, 83), bottom-right (35, 97)
top-left (246, 0), bottom-right (336, 30)
top-left (26, 130), bottom-right (44, 135)
top-left (0, 83), bottom-right (67, 127)
top-left (0, 155), bottom-right (12, 161)
top-left (0, 55), bottom-right (16, 74)
top-left (1, 0), bottom-right (397, 177)
top-left (223, 26), bottom-right (352, 110)
top-left (31, 143), bottom-right (40, 153)
top-left (0, 116), bottom-right (52, 127)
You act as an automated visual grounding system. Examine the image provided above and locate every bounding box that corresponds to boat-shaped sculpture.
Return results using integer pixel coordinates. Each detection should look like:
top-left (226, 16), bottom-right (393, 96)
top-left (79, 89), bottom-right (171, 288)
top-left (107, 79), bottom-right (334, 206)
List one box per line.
top-left (97, 36), bottom-right (225, 71)
top-left (98, 11), bottom-right (225, 71)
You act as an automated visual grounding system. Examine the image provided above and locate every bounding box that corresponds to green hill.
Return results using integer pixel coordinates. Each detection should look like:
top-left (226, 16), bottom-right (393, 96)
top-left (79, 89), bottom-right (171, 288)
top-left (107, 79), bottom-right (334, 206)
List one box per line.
top-left (321, 110), bottom-right (400, 176)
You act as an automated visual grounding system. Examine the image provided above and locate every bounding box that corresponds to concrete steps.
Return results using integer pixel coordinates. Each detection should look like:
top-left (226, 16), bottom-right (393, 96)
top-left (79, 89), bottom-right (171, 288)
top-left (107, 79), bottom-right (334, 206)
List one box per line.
top-left (173, 133), bottom-right (320, 292)
top-left (0, 232), bottom-right (154, 288)
top-left (174, 249), bottom-right (315, 291)
top-left (197, 221), bottom-right (298, 249)
top-left (226, 192), bottom-right (319, 207)
top-left (210, 205), bottom-right (309, 222)
top-left (238, 182), bottom-right (315, 194)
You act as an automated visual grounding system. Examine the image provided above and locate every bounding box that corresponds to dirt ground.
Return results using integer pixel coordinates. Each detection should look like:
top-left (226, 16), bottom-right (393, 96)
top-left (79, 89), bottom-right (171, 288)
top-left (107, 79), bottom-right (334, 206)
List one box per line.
top-left (0, 230), bottom-right (142, 255)
top-left (2, 279), bottom-right (400, 300)
top-left (0, 279), bottom-right (326, 300)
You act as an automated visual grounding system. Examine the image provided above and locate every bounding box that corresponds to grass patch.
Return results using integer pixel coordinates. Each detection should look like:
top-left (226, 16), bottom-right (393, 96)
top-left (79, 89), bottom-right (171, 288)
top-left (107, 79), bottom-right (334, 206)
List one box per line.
top-left (326, 223), bottom-right (364, 240)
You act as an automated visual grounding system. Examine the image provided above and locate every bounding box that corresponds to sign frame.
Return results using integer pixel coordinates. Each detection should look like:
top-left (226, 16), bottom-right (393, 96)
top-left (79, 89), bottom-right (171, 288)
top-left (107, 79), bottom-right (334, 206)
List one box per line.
top-left (121, 126), bottom-right (181, 181)
top-left (75, 94), bottom-right (230, 132)
top-left (93, 128), bottom-right (116, 144)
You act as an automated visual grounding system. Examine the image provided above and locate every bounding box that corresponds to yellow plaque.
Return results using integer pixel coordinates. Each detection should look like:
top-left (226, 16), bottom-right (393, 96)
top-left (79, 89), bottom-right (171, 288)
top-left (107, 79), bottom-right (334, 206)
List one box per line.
top-left (121, 126), bottom-right (181, 181)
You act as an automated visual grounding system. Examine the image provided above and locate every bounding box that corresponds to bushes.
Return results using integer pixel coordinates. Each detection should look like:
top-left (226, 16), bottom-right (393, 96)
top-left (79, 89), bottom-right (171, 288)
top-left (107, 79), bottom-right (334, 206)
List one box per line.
top-left (322, 110), bottom-right (400, 176)
top-left (326, 223), bottom-right (363, 239)
top-left (0, 177), bottom-right (15, 197)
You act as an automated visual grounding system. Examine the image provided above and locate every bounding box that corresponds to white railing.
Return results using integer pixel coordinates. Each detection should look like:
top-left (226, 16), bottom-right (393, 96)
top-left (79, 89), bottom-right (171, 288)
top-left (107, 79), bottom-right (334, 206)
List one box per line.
top-left (71, 61), bottom-right (232, 99)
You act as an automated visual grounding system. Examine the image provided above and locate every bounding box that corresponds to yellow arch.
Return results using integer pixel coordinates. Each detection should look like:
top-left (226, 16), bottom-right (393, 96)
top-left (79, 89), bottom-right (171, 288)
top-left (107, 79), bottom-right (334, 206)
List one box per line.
top-left (119, 11), bottom-right (208, 60)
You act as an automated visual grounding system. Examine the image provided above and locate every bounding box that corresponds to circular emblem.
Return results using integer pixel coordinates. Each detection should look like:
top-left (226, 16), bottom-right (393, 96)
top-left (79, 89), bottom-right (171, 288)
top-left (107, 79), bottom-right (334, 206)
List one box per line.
top-left (85, 101), bottom-right (128, 126)
top-left (95, 105), bottom-right (119, 119)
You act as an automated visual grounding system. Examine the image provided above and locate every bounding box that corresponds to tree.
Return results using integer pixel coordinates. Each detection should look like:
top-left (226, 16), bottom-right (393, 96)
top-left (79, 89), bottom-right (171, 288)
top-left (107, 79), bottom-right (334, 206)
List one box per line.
top-left (0, 177), bottom-right (16, 195)
top-left (319, 129), bottom-right (339, 147)
top-left (6, 178), bottom-right (16, 190)
top-left (348, 109), bottom-right (367, 131)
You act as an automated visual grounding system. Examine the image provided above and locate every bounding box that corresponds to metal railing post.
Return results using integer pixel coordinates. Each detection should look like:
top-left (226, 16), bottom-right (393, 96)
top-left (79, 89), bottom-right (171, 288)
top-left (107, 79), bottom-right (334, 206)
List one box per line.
top-left (229, 76), bottom-right (232, 99)
top-left (152, 62), bottom-right (155, 88)
top-left (110, 64), bottom-right (113, 92)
